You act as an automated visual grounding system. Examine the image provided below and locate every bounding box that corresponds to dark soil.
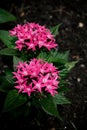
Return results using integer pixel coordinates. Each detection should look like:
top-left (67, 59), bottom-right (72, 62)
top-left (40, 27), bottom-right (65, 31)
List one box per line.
top-left (0, 0), bottom-right (87, 130)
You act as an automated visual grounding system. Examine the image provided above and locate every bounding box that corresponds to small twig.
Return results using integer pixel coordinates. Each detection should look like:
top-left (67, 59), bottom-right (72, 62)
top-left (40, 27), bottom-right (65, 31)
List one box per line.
top-left (51, 6), bottom-right (72, 16)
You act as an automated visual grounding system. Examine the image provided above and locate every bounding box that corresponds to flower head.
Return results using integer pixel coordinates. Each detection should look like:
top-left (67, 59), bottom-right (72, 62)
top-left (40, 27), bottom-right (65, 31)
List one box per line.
top-left (13, 58), bottom-right (60, 96)
top-left (9, 22), bottom-right (58, 51)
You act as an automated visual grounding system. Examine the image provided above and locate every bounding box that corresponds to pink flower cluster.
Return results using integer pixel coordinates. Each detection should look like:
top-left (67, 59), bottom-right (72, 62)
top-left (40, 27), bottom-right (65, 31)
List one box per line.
top-left (13, 58), bottom-right (60, 96)
top-left (9, 22), bottom-right (58, 51)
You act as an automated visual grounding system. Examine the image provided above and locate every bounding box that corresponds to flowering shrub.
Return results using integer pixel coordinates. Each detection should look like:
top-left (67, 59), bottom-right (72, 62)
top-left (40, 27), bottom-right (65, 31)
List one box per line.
top-left (0, 9), bottom-right (77, 120)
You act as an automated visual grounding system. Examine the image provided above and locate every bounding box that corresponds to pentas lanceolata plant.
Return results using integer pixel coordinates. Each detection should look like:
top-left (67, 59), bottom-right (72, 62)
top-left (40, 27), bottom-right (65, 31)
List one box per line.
top-left (0, 9), bottom-right (77, 120)
top-left (10, 23), bottom-right (59, 97)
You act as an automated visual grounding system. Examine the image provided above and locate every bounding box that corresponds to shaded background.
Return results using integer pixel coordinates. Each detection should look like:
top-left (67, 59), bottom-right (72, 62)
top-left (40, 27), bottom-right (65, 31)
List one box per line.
top-left (0, 0), bottom-right (87, 130)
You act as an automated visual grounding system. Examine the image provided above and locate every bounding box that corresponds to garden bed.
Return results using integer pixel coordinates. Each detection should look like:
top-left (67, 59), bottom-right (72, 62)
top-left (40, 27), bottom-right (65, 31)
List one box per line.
top-left (0, 0), bottom-right (87, 130)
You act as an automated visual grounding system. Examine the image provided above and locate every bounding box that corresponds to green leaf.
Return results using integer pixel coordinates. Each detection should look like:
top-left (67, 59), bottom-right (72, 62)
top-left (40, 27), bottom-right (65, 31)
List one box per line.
top-left (0, 8), bottom-right (17, 23)
top-left (48, 50), bottom-right (70, 64)
top-left (13, 56), bottom-right (23, 65)
top-left (0, 76), bottom-right (12, 92)
top-left (3, 90), bottom-right (27, 112)
top-left (58, 86), bottom-right (70, 93)
top-left (37, 50), bottom-right (70, 66)
top-left (65, 61), bottom-right (78, 71)
top-left (4, 68), bottom-right (14, 84)
top-left (13, 56), bottom-right (24, 70)
top-left (0, 30), bottom-right (16, 48)
top-left (50, 23), bottom-right (62, 36)
top-left (40, 95), bottom-right (61, 119)
top-left (53, 93), bottom-right (71, 105)
top-left (37, 51), bottom-right (48, 60)
top-left (58, 79), bottom-right (70, 92)
top-left (59, 69), bottom-right (69, 79)
top-left (0, 48), bottom-right (18, 56)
